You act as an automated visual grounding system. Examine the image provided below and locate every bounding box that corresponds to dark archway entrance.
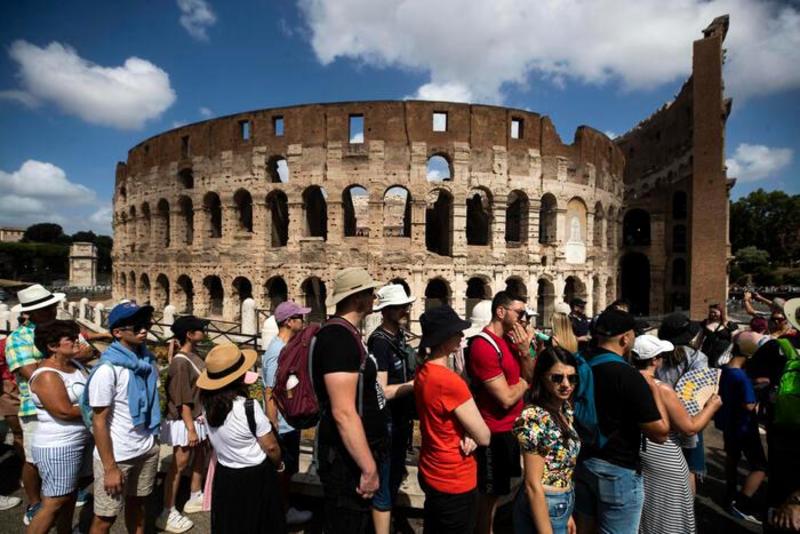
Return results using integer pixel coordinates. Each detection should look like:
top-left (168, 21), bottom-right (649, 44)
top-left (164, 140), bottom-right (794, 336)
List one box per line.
top-left (620, 252), bottom-right (650, 315)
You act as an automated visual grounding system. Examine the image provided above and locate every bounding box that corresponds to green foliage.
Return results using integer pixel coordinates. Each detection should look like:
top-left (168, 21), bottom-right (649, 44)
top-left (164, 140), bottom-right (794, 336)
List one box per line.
top-left (731, 189), bottom-right (800, 264)
top-left (23, 223), bottom-right (66, 244)
top-left (735, 246), bottom-right (770, 271)
top-left (0, 242), bottom-right (69, 283)
top-left (71, 231), bottom-right (97, 243)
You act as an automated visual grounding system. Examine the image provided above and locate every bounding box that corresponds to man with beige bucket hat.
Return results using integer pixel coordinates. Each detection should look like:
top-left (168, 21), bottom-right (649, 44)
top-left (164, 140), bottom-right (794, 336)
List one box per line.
top-left (311, 267), bottom-right (389, 534)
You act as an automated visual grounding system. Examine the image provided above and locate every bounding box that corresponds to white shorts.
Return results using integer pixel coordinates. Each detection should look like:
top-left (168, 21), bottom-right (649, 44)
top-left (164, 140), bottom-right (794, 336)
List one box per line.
top-left (160, 418), bottom-right (208, 447)
top-left (21, 415), bottom-right (38, 463)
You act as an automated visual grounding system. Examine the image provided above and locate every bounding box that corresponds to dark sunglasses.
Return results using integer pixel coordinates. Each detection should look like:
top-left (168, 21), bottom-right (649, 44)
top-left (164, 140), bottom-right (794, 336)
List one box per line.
top-left (119, 321), bottom-right (153, 333)
top-left (548, 373), bottom-right (578, 385)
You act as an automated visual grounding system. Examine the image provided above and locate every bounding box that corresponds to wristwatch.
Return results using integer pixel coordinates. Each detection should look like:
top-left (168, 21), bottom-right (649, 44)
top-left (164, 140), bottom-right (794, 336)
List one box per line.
top-left (276, 461), bottom-right (286, 473)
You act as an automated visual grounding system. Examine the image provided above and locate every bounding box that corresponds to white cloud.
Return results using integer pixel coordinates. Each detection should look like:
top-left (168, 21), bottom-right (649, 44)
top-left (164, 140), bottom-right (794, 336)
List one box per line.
top-left (199, 106), bottom-right (213, 118)
top-left (172, 120), bottom-right (187, 128)
top-left (178, 0), bottom-right (217, 41)
top-left (604, 130), bottom-right (618, 139)
top-left (349, 132), bottom-right (364, 143)
top-left (726, 143), bottom-right (793, 182)
top-left (0, 89), bottom-right (39, 108)
top-left (0, 160), bottom-right (94, 201)
top-left (299, 0), bottom-right (800, 103)
top-left (88, 205), bottom-right (114, 228)
top-left (407, 82), bottom-right (473, 103)
top-left (3, 40), bottom-right (176, 130)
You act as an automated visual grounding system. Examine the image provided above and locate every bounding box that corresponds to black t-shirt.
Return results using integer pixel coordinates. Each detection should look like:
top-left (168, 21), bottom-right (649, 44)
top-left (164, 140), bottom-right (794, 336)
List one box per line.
top-left (312, 322), bottom-right (388, 454)
top-left (570, 313), bottom-right (591, 337)
top-left (587, 358), bottom-right (661, 470)
top-left (700, 320), bottom-right (737, 365)
top-left (368, 327), bottom-right (414, 422)
top-left (747, 337), bottom-right (797, 386)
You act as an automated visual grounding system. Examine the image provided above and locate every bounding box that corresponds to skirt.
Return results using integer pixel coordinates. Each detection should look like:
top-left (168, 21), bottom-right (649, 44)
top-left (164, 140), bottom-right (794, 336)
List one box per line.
top-left (160, 418), bottom-right (208, 447)
top-left (211, 459), bottom-right (286, 534)
top-left (640, 437), bottom-right (695, 534)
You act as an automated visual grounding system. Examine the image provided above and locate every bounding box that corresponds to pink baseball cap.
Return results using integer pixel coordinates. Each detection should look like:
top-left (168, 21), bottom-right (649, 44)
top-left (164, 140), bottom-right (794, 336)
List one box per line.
top-left (274, 301), bottom-right (312, 323)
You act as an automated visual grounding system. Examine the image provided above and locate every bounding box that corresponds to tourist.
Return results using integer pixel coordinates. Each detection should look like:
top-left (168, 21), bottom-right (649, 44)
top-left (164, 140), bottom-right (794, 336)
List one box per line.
top-left (743, 290), bottom-right (785, 318)
top-left (86, 302), bottom-right (161, 534)
top-left (551, 310), bottom-right (579, 355)
top-left (311, 267), bottom-right (386, 534)
top-left (749, 315), bottom-right (769, 335)
top-left (700, 303), bottom-right (738, 367)
top-left (632, 334), bottom-right (722, 534)
top-left (512, 345), bottom-right (580, 534)
top-left (368, 284), bottom-right (416, 534)
top-left (156, 316), bottom-right (210, 533)
top-left (715, 334), bottom-right (766, 524)
top-left (568, 298), bottom-right (591, 350)
top-left (198, 344), bottom-right (285, 534)
top-left (606, 299), bottom-right (631, 313)
top-left (6, 284), bottom-right (65, 525)
top-left (656, 312), bottom-right (710, 494)
top-left (261, 300), bottom-right (313, 526)
top-left (26, 320), bottom-right (90, 534)
top-left (415, 305), bottom-right (490, 534)
top-left (468, 291), bottom-right (534, 534)
top-left (0, 337), bottom-right (23, 511)
top-left (574, 309), bottom-right (669, 534)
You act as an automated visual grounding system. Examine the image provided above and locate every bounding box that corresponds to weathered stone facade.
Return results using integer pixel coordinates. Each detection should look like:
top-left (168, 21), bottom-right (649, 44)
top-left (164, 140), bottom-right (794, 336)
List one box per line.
top-left (69, 242), bottom-right (98, 287)
top-left (111, 18), bottom-right (731, 323)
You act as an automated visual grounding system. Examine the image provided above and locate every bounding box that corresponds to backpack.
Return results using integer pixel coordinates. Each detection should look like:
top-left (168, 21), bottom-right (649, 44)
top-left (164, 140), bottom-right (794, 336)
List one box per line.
top-left (573, 351), bottom-right (627, 449)
top-left (272, 317), bottom-right (367, 429)
top-left (775, 338), bottom-right (800, 427)
top-left (78, 360), bottom-right (116, 431)
top-left (464, 332), bottom-right (503, 390)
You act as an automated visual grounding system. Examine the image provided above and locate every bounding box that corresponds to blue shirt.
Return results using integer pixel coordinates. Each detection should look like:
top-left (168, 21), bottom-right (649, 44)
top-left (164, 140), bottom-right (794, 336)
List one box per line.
top-left (715, 367), bottom-right (757, 438)
top-left (262, 337), bottom-right (294, 435)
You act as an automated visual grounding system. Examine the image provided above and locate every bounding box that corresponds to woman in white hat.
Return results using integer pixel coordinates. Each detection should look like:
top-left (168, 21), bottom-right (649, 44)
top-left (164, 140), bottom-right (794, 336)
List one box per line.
top-left (197, 344), bottom-right (285, 534)
top-left (631, 335), bottom-right (722, 534)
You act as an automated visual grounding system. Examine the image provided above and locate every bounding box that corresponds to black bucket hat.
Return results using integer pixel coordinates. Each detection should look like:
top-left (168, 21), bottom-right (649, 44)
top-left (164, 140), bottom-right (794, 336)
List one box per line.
top-left (418, 305), bottom-right (471, 352)
top-left (658, 312), bottom-right (701, 346)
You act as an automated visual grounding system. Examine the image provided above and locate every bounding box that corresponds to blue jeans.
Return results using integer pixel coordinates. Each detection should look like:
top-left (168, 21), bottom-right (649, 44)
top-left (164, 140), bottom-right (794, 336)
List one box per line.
top-left (574, 458), bottom-right (644, 534)
top-left (513, 486), bottom-right (575, 534)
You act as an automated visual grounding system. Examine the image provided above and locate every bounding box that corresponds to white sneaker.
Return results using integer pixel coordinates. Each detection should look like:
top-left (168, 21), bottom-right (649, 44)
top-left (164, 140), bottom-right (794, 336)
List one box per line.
top-left (285, 507), bottom-right (312, 525)
top-left (0, 495), bottom-right (21, 511)
top-left (155, 509), bottom-right (194, 533)
top-left (182, 494), bottom-right (204, 514)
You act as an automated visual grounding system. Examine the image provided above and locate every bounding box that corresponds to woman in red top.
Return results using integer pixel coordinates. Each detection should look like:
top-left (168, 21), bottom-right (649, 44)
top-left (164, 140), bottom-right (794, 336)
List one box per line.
top-left (415, 305), bottom-right (491, 534)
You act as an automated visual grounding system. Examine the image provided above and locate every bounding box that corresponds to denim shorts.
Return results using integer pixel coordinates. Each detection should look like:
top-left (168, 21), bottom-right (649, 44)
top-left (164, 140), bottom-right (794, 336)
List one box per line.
top-left (513, 487), bottom-right (575, 534)
top-left (574, 457), bottom-right (644, 534)
top-left (682, 431), bottom-right (706, 475)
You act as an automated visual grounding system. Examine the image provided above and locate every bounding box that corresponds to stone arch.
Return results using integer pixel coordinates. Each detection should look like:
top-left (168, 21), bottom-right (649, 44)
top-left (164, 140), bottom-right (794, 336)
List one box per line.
top-left (593, 202), bottom-right (604, 248)
top-left (203, 192), bottom-right (223, 238)
top-left (232, 276), bottom-right (253, 320)
top-left (425, 188), bottom-right (453, 257)
top-left (154, 273), bottom-right (170, 309)
top-left (539, 193), bottom-right (557, 245)
top-left (343, 185), bottom-right (369, 237)
top-left (425, 277), bottom-right (451, 311)
top-left (266, 190), bottom-right (289, 247)
top-left (505, 190), bottom-right (529, 244)
top-left (177, 196), bottom-right (194, 245)
top-left (301, 277), bottom-right (327, 323)
top-left (267, 156), bottom-right (289, 183)
top-left (233, 189), bottom-right (254, 233)
top-left (672, 258), bottom-right (687, 286)
top-left (673, 224), bottom-right (687, 252)
top-left (563, 276), bottom-right (586, 305)
top-left (606, 206), bottom-right (617, 249)
top-left (203, 275), bottom-right (224, 317)
top-left (302, 186), bottom-right (328, 239)
top-left (264, 276), bottom-right (288, 312)
top-left (140, 202), bottom-right (152, 241)
top-left (466, 275), bottom-right (492, 317)
top-left (156, 199), bottom-right (170, 247)
top-left (120, 272), bottom-right (127, 297)
top-left (388, 277), bottom-right (412, 297)
top-left (138, 273), bottom-right (151, 305)
top-left (175, 275), bottom-right (194, 314)
top-left (466, 187), bottom-right (492, 246)
top-left (505, 276), bottom-right (528, 300)
top-left (536, 278), bottom-right (556, 327)
top-left (621, 252), bottom-right (650, 315)
top-left (383, 186), bottom-right (411, 238)
top-left (426, 154), bottom-right (452, 181)
top-left (672, 191), bottom-right (688, 220)
top-left (178, 168), bottom-right (194, 189)
top-left (128, 270), bottom-right (136, 299)
top-left (623, 209), bottom-right (651, 246)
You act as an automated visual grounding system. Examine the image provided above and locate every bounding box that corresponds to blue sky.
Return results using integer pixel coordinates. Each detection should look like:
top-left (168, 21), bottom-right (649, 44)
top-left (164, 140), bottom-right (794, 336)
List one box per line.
top-left (0, 0), bottom-right (798, 236)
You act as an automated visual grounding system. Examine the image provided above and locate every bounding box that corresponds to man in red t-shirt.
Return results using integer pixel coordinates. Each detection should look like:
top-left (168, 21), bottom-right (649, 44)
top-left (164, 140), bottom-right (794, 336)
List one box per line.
top-left (467, 290), bottom-right (534, 534)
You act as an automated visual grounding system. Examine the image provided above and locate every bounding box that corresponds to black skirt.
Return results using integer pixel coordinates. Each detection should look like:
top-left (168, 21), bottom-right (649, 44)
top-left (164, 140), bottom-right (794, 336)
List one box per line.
top-left (211, 458), bottom-right (286, 534)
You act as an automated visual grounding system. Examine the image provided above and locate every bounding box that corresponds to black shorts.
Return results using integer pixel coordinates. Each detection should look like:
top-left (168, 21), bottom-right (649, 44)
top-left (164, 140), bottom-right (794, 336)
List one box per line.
top-left (724, 426), bottom-right (767, 472)
top-left (477, 431), bottom-right (522, 496)
top-left (278, 429), bottom-right (301, 475)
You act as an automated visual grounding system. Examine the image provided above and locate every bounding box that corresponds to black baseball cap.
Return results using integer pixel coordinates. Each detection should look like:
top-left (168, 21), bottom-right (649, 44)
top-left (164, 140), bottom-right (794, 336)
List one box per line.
top-left (594, 309), bottom-right (636, 337)
top-left (570, 297), bottom-right (587, 307)
top-left (172, 316), bottom-right (209, 340)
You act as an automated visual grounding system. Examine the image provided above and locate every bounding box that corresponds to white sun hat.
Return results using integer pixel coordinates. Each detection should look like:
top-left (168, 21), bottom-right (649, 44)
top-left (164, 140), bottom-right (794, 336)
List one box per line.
top-left (464, 299), bottom-right (493, 338)
top-left (11, 284), bottom-right (65, 314)
top-left (373, 283), bottom-right (415, 312)
top-left (632, 334), bottom-right (675, 361)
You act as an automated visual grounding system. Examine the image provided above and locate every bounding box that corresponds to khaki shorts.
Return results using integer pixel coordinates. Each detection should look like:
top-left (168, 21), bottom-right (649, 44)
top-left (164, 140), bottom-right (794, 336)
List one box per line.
top-left (92, 443), bottom-right (160, 517)
top-left (21, 415), bottom-right (37, 463)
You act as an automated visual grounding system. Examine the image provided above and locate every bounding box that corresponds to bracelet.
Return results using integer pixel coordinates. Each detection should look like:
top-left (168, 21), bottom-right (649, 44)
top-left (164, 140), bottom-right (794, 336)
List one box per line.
top-left (275, 461), bottom-right (286, 473)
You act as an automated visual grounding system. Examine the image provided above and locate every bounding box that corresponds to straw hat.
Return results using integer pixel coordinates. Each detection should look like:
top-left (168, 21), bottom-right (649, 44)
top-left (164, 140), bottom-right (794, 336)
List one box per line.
top-left (784, 298), bottom-right (800, 331)
top-left (11, 284), bottom-right (65, 314)
top-left (373, 284), bottom-right (415, 312)
top-left (325, 267), bottom-right (381, 308)
top-left (196, 344), bottom-right (258, 390)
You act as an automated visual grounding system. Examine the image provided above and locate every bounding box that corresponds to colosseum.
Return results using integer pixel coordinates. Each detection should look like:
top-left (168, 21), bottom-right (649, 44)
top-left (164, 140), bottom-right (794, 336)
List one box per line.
top-left (111, 17), bottom-right (732, 325)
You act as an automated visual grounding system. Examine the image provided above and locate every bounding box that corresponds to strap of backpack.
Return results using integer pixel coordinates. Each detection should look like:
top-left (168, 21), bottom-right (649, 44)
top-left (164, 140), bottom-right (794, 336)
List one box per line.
top-left (777, 338), bottom-right (799, 361)
top-left (244, 398), bottom-right (258, 438)
top-left (173, 353), bottom-right (202, 376)
top-left (321, 317), bottom-right (368, 417)
top-left (370, 327), bottom-right (408, 382)
top-left (472, 331), bottom-right (503, 367)
top-left (587, 352), bottom-right (627, 367)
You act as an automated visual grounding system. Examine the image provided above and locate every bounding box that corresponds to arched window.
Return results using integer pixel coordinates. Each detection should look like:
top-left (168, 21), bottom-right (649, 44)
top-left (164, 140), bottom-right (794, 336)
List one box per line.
top-left (606, 207), bottom-right (616, 249)
top-left (426, 155), bottom-right (452, 181)
top-left (593, 202), bottom-right (604, 248)
top-left (176, 275), bottom-right (194, 314)
top-left (119, 272), bottom-right (127, 297)
top-left (138, 273), bottom-right (151, 305)
top-left (673, 224), bottom-right (687, 252)
top-left (425, 189), bottom-right (453, 256)
top-left (505, 277), bottom-right (528, 301)
top-left (505, 190), bottom-right (528, 244)
top-left (154, 274), bottom-right (170, 309)
top-left (343, 185), bottom-right (369, 237)
top-left (672, 191), bottom-right (688, 220)
top-left (178, 196), bottom-right (194, 245)
top-left (264, 277), bottom-right (288, 312)
top-left (563, 276), bottom-right (586, 305)
top-left (203, 192), bottom-right (222, 238)
top-left (466, 188), bottom-right (491, 246)
top-left (425, 278), bottom-right (451, 311)
top-left (232, 277), bottom-right (253, 320)
top-left (203, 275), bottom-right (224, 317)
top-left (301, 277), bottom-right (327, 323)
top-left (267, 156), bottom-right (289, 183)
top-left (128, 270), bottom-right (136, 299)
top-left (140, 203), bottom-right (152, 241)
top-left (539, 194), bottom-right (557, 245)
top-left (233, 189), bottom-right (253, 233)
top-left (302, 186), bottom-right (328, 239)
top-left (623, 209), bottom-right (651, 246)
top-left (157, 199), bottom-right (170, 247)
top-left (672, 258), bottom-right (687, 286)
top-left (266, 190), bottom-right (289, 247)
top-left (383, 186), bottom-right (411, 238)
top-left (389, 278), bottom-right (412, 297)
top-left (466, 276), bottom-right (492, 317)
top-left (178, 168), bottom-right (194, 189)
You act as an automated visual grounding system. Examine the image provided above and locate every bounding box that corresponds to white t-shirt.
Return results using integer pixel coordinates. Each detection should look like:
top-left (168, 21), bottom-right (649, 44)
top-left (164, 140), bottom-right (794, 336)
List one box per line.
top-left (206, 397), bottom-right (272, 469)
top-left (30, 366), bottom-right (91, 448)
top-left (88, 364), bottom-right (155, 462)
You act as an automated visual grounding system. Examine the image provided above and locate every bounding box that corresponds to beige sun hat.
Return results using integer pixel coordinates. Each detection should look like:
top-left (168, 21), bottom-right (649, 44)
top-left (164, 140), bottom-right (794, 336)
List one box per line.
top-left (196, 343), bottom-right (259, 391)
top-left (11, 284), bottom-right (65, 314)
top-left (783, 298), bottom-right (800, 331)
top-left (325, 267), bottom-right (381, 308)
top-left (373, 284), bottom-right (415, 312)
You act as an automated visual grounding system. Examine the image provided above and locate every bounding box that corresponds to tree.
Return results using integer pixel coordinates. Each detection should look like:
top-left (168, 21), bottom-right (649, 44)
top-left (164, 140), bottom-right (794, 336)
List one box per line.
top-left (735, 246), bottom-right (770, 272)
top-left (23, 223), bottom-right (66, 244)
top-left (71, 230), bottom-right (97, 243)
top-left (730, 189), bottom-right (800, 264)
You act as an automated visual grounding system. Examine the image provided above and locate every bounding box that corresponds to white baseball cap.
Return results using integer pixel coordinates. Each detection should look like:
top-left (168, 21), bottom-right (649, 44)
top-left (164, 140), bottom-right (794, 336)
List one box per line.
top-left (632, 334), bottom-right (675, 361)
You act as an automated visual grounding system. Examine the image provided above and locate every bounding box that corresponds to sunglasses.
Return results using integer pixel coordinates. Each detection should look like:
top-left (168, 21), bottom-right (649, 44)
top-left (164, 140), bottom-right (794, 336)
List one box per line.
top-left (118, 321), bottom-right (153, 333)
top-left (548, 373), bottom-right (578, 385)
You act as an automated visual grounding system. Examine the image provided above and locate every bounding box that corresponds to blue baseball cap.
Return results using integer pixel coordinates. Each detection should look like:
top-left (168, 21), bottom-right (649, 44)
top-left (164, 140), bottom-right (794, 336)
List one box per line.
top-left (108, 302), bottom-right (154, 330)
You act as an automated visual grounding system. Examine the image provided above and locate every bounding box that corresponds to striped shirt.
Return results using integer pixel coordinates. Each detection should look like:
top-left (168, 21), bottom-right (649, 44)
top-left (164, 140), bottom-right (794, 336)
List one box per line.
top-left (5, 322), bottom-right (44, 417)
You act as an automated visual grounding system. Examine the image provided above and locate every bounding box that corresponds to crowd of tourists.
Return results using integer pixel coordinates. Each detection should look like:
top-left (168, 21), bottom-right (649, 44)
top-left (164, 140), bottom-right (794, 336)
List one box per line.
top-left (0, 272), bottom-right (798, 534)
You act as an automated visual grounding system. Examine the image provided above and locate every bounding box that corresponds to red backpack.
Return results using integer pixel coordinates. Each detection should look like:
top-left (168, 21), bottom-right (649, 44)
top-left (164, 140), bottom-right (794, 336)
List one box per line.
top-left (272, 317), bottom-right (366, 429)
